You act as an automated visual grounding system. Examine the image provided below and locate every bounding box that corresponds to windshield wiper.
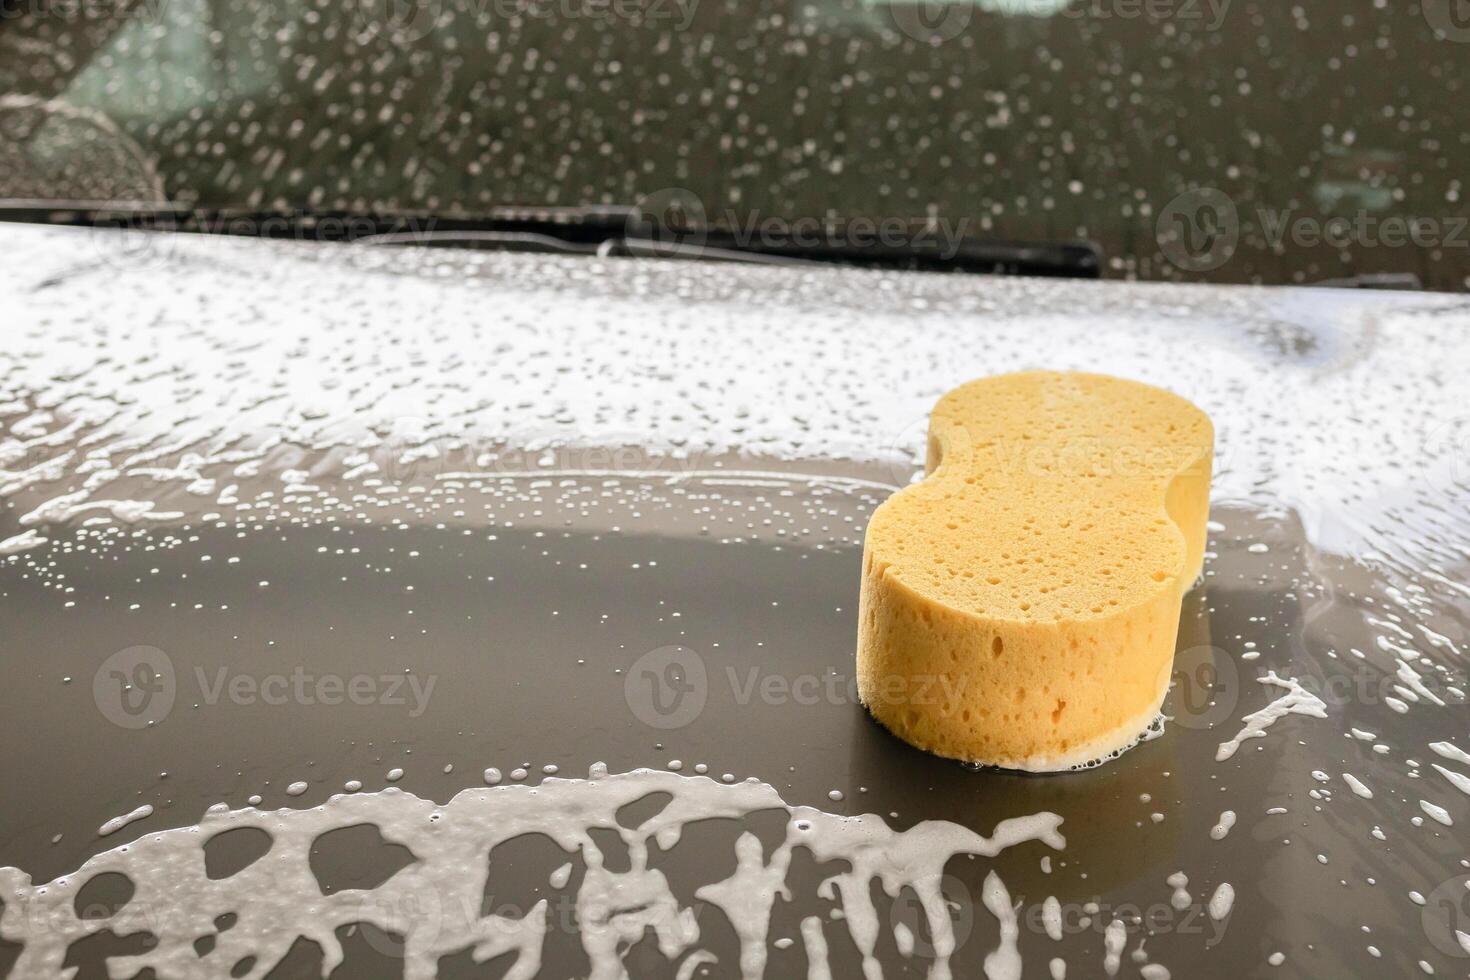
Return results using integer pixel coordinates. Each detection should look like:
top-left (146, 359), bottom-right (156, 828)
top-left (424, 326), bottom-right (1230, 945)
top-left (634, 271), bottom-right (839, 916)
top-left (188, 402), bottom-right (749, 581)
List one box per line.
top-left (0, 201), bottom-right (1102, 278)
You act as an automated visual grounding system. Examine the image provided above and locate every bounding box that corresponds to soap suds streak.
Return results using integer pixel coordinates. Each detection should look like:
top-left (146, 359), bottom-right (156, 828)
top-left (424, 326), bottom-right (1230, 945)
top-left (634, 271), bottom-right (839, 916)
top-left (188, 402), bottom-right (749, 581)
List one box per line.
top-left (1428, 741), bottom-right (1470, 766)
top-left (1102, 918), bottom-right (1126, 977)
top-left (0, 529), bottom-right (48, 555)
top-left (0, 766), bottom-right (1064, 980)
top-left (981, 871), bottom-right (1021, 980)
top-left (96, 804), bottom-right (153, 837)
top-left (1166, 871), bottom-right (1191, 911)
top-left (800, 915), bottom-right (832, 980)
top-left (1215, 672), bottom-right (1329, 762)
top-left (1041, 895), bottom-right (1063, 941)
top-left (1431, 764), bottom-right (1470, 797)
top-left (1419, 800), bottom-right (1453, 826)
top-left (1210, 810), bottom-right (1236, 840)
top-left (1208, 883), bottom-right (1235, 921)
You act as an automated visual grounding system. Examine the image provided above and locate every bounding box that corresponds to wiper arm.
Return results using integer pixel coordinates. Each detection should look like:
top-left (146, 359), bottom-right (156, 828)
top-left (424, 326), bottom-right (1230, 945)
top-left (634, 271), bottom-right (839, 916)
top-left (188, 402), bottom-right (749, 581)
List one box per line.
top-left (0, 201), bottom-right (1101, 278)
top-left (346, 205), bottom-right (1101, 277)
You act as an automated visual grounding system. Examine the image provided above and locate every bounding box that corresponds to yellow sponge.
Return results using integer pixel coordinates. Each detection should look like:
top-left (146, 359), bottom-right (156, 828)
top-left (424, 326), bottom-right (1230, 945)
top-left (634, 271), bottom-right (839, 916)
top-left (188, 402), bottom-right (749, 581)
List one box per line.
top-left (856, 371), bottom-right (1213, 771)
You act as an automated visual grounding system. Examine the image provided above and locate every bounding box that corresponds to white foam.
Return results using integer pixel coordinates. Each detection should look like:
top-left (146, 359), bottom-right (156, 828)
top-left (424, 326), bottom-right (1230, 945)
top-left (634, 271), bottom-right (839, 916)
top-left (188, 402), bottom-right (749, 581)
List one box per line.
top-left (97, 804), bottom-right (153, 838)
top-left (1210, 810), bottom-right (1236, 840)
top-left (1103, 919), bottom-right (1126, 976)
top-left (982, 871), bottom-right (1021, 980)
top-left (1041, 895), bottom-right (1063, 941)
top-left (1432, 764), bottom-right (1470, 797)
top-left (800, 916), bottom-right (831, 980)
top-left (1429, 742), bottom-right (1470, 766)
top-left (1166, 872), bottom-right (1191, 911)
top-left (1208, 882), bottom-right (1234, 921)
top-left (1215, 672), bottom-right (1328, 762)
top-left (0, 766), bottom-right (1064, 980)
top-left (0, 529), bottom-right (48, 555)
top-left (1419, 800), bottom-right (1453, 826)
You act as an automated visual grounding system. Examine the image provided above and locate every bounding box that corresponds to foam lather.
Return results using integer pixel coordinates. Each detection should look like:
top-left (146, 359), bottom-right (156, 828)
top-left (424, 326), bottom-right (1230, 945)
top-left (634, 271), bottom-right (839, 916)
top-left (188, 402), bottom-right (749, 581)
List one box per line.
top-left (856, 371), bottom-right (1213, 771)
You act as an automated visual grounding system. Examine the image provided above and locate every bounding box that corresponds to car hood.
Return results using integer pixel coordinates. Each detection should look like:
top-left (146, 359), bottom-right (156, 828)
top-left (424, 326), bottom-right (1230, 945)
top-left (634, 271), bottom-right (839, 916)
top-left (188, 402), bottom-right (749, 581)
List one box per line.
top-left (1, 221), bottom-right (1467, 569)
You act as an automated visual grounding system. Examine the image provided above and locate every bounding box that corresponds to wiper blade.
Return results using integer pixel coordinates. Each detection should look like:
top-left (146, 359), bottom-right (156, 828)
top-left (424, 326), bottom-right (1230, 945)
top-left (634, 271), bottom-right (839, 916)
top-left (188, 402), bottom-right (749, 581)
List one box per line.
top-left (0, 201), bottom-right (1101, 278)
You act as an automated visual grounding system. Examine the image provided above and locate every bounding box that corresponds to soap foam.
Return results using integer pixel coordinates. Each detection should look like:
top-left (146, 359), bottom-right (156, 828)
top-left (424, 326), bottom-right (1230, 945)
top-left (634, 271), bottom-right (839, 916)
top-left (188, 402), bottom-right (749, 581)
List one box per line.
top-left (0, 765), bottom-right (1064, 980)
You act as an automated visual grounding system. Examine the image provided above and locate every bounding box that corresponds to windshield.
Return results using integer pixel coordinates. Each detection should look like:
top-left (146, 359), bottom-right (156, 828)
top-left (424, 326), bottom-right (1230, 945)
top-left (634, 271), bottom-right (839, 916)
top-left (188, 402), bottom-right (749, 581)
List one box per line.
top-left (1, 0), bottom-right (1466, 289)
